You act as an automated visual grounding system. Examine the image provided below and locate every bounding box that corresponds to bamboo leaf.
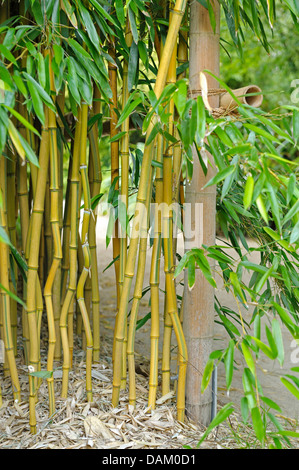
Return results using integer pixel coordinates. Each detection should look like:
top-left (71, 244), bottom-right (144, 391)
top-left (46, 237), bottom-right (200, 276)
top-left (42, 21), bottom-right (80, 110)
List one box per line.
top-left (281, 377), bottom-right (299, 400)
top-left (187, 255), bottom-right (195, 289)
top-left (201, 358), bottom-right (214, 393)
top-left (26, 79), bottom-right (45, 124)
top-left (136, 312), bottom-right (151, 330)
top-left (272, 318), bottom-right (284, 366)
top-left (290, 220), bottom-right (299, 244)
top-left (251, 337), bottom-right (277, 360)
top-left (36, 52), bottom-right (46, 89)
top-left (260, 396), bottom-right (281, 412)
top-left (127, 41), bottom-right (138, 92)
top-left (0, 281), bottom-right (26, 309)
top-left (0, 226), bottom-right (10, 245)
top-left (4, 105), bottom-right (40, 137)
top-left (78, 0), bottom-right (99, 49)
top-left (243, 123), bottom-right (281, 144)
top-left (251, 406), bottom-right (265, 444)
top-left (241, 342), bottom-right (255, 375)
top-left (243, 175), bottom-right (254, 209)
top-left (256, 194), bottom-right (268, 224)
top-left (282, 198), bottom-right (299, 226)
top-left (263, 226), bottom-right (295, 252)
top-left (115, 0), bottom-right (125, 26)
top-left (8, 120), bottom-right (26, 161)
top-left (204, 165), bottom-right (236, 188)
top-left (128, 6), bottom-right (138, 43)
top-left (225, 339), bottom-right (234, 391)
top-left (23, 72), bottom-right (55, 111)
top-left (196, 403), bottom-right (234, 447)
top-left (61, 0), bottom-right (78, 28)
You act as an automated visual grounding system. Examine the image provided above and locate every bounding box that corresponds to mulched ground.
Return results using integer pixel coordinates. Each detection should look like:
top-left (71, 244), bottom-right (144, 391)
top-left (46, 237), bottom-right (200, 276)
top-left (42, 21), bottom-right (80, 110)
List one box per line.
top-left (1, 328), bottom-right (298, 450)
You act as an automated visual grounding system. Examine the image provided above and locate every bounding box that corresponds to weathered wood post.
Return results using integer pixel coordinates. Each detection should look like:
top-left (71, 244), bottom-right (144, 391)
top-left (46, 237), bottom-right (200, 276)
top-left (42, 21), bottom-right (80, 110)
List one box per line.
top-left (183, 0), bottom-right (220, 425)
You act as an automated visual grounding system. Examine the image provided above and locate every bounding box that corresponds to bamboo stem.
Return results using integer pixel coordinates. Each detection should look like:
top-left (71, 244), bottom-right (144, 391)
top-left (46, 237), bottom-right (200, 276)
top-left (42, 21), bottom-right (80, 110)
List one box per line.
top-left (43, 49), bottom-right (63, 417)
top-left (108, 41), bottom-right (120, 308)
top-left (60, 108), bottom-right (82, 398)
top-left (88, 85), bottom-right (102, 363)
top-left (148, 133), bottom-right (164, 409)
top-left (0, 155), bottom-right (21, 401)
top-left (76, 103), bottom-right (93, 402)
top-left (127, 169), bottom-right (153, 406)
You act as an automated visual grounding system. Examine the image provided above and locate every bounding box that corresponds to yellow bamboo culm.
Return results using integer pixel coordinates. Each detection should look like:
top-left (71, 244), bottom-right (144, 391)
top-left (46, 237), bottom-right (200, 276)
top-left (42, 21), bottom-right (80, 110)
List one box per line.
top-left (161, 10), bottom-right (177, 398)
top-left (119, 19), bottom-right (133, 390)
top-left (60, 107), bottom-right (82, 398)
top-left (43, 49), bottom-right (63, 417)
top-left (127, 168), bottom-right (153, 406)
top-left (108, 40), bottom-right (120, 309)
top-left (88, 85), bottom-right (102, 363)
top-left (112, 0), bottom-right (188, 410)
top-left (76, 103), bottom-right (93, 402)
top-left (0, 155), bottom-right (21, 402)
top-left (23, 105), bottom-right (50, 432)
top-left (6, 149), bottom-right (18, 356)
top-left (148, 133), bottom-right (163, 409)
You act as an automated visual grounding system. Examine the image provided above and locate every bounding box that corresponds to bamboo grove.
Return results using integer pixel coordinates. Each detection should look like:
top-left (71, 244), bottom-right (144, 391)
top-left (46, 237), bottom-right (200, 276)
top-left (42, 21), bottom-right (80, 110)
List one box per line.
top-left (0, 0), bottom-right (299, 443)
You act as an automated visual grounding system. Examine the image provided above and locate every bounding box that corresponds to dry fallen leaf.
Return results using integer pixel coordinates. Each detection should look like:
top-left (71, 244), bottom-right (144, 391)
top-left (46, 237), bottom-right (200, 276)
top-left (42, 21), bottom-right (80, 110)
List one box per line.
top-left (84, 416), bottom-right (114, 440)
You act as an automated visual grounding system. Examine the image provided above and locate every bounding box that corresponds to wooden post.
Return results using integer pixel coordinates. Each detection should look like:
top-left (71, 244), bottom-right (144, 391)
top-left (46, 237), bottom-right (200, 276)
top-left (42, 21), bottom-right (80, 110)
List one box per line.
top-left (183, 0), bottom-right (220, 426)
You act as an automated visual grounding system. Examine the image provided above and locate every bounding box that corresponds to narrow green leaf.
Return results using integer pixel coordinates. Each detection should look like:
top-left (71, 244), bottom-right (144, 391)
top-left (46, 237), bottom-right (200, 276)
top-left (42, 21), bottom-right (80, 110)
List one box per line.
top-left (201, 358), bottom-right (214, 393)
top-left (241, 341), bottom-right (256, 375)
top-left (251, 337), bottom-right (276, 360)
top-left (256, 194), bottom-right (268, 224)
top-left (196, 403), bottom-right (234, 447)
top-left (0, 281), bottom-right (26, 309)
top-left (225, 339), bottom-right (234, 391)
top-left (243, 175), bottom-right (254, 210)
top-left (281, 377), bottom-right (299, 400)
top-left (251, 406), bottom-right (265, 444)
top-left (187, 255), bottom-right (195, 289)
top-left (204, 165), bottom-right (236, 188)
top-left (127, 41), bottom-right (138, 92)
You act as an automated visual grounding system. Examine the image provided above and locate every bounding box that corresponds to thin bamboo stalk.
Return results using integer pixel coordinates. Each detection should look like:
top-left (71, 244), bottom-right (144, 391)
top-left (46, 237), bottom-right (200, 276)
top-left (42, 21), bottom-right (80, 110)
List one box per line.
top-left (148, 133), bottom-right (164, 408)
top-left (6, 148), bottom-right (18, 356)
top-left (43, 49), bottom-right (63, 417)
top-left (108, 41), bottom-right (120, 308)
top-left (112, 0), bottom-right (188, 409)
top-left (127, 168), bottom-right (153, 406)
top-left (88, 86), bottom-right (102, 363)
top-left (17, 157), bottom-right (30, 364)
top-left (61, 149), bottom-right (72, 302)
top-left (0, 155), bottom-right (21, 401)
top-left (26, 107), bottom-right (50, 433)
top-left (76, 103), bottom-right (93, 402)
top-left (60, 107), bottom-right (82, 398)
top-left (119, 20), bottom-right (133, 391)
